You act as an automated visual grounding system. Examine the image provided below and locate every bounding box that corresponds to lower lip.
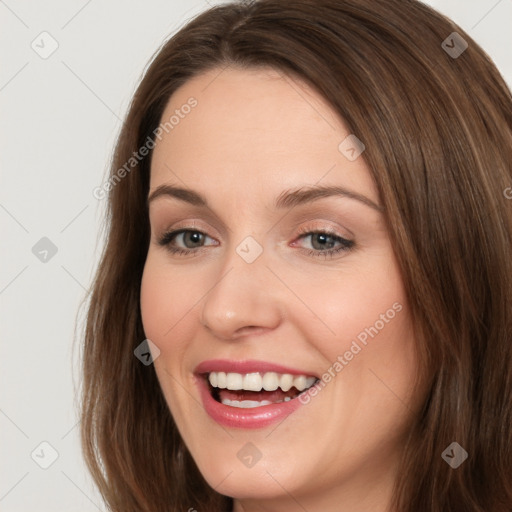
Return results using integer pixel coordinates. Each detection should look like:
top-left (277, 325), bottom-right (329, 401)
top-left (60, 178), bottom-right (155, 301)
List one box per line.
top-left (196, 375), bottom-right (304, 429)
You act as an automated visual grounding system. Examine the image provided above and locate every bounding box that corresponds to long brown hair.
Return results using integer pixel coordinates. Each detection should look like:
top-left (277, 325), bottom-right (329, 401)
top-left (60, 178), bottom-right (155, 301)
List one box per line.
top-left (79, 1), bottom-right (512, 510)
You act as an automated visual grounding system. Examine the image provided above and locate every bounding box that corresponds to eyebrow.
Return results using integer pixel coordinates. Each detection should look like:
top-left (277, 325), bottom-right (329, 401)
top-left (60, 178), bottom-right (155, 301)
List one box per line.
top-left (147, 184), bottom-right (383, 212)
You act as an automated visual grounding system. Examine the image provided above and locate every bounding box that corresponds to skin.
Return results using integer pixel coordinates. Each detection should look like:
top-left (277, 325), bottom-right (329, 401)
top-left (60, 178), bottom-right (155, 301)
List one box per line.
top-left (140, 66), bottom-right (421, 512)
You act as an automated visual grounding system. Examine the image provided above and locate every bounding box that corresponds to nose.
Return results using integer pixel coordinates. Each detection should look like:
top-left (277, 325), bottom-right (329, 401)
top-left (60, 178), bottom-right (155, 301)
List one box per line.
top-left (199, 249), bottom-right (284, 341)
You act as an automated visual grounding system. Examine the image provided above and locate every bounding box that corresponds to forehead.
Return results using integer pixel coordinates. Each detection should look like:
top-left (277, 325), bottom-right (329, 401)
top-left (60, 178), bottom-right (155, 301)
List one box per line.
top-left (149, 66), bottom-right (378, 205)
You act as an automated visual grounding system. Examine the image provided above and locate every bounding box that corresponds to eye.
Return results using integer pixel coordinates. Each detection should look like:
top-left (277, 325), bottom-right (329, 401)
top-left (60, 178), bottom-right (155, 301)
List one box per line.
top-left (294, 229), bottom-right (355, 259)
top-left (157, 229), bottom-right (216, 256)
top-left (157, 227), bottom-right (355, 259)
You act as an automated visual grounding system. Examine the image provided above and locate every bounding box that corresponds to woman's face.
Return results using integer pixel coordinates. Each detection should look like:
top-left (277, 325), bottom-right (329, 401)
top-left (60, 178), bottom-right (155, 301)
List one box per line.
top-left (141, 66), bottom-right (419, 510)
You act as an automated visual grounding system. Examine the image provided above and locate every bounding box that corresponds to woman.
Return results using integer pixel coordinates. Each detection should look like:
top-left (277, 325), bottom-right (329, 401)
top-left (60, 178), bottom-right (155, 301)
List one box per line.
top-left (80, 0), bottom-right (512, 510)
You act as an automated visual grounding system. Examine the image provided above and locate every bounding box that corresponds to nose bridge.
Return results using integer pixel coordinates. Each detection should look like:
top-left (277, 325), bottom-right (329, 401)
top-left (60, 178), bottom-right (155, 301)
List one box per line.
top-left (199, 235), bottom-right (282, 339)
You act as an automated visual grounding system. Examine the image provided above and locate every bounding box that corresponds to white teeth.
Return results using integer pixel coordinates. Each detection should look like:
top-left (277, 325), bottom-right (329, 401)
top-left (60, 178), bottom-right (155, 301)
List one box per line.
top-left (207, 371), bottom-right (317, 392)
top-left (293, 375), bottom-right (307, 391)
top-left (262, 372), bottom-right (279, 391)
top-left (305, 376), bottom-right (317, 389)
top-left (243, 373), bottom-right (262, 391)
top-left (226, 372), bottom-right (243, 390)
top-left (216, 372), bottom-right (227, 388)
top-left (208, 372), bottom-right (218, 387)
top-left (280, 373), bottom-right (294, 392)
top-left (221, 399), bottom-right (274, 408)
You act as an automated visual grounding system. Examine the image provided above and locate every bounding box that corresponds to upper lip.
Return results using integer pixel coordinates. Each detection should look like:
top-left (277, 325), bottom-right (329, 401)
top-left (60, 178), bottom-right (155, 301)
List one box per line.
top-left (194, 359), bottom-right (319, 378)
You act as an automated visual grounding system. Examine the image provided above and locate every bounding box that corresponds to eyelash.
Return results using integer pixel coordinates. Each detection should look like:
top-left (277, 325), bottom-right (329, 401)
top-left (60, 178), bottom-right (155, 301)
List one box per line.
top-left (157, 226), bottom-right (355, 259)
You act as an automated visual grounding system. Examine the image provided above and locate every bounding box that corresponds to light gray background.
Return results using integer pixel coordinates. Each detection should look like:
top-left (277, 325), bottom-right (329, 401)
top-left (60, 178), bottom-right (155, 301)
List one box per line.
top-left (1, 1), bottom-right (511, 510)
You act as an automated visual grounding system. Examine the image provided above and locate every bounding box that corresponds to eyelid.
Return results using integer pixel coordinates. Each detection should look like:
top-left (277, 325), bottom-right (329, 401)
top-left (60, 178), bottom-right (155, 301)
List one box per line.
top-left (158, 220), bottom-right (350, 243)
top-left (294, 221), bottom-right (353, 240)
top-left (159, 219), bottom-right (219, 238)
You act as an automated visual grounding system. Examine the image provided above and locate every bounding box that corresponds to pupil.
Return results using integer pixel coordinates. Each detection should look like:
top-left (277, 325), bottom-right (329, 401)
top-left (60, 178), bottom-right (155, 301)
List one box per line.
top-left (312, 233), bottom-right (335, 250)
top-left (185, 231), bottom-right (203, 248)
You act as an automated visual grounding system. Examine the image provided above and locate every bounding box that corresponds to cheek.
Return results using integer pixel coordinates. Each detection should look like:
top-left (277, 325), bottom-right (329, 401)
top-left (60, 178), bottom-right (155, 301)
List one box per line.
top-left (288, 254), bottom-right (417, 411)
top-left (139, 259), bottom-right (200, 416)
top-left (288, 258), bottom-right (408, 354)
top-left (139, 257), bottom-right (194, 350)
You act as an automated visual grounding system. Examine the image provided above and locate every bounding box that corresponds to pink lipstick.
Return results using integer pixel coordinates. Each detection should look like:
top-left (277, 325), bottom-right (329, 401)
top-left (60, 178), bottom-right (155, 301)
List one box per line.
top-left (194, 359), bottom-right (318, 429)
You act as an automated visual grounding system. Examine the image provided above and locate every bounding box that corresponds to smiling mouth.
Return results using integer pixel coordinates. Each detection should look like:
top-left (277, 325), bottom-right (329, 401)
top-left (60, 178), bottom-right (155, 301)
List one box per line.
top-left (204, 371), bottom-right (319, 408)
